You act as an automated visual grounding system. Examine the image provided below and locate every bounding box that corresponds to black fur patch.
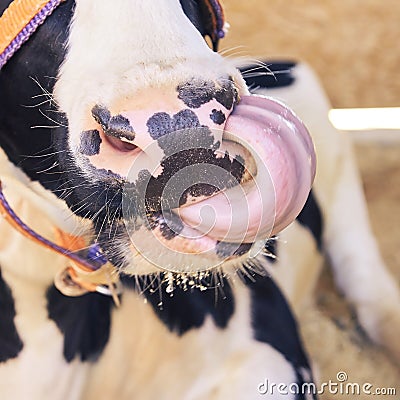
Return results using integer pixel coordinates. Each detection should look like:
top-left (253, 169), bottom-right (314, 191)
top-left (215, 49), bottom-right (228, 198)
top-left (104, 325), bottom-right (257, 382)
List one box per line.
top-left (240, 61), bottom-right (297, 89)
top-left (46, 284), bottom-right (114, 362)
top-left (295, 370), bottom-right (318, 400)
top-left (296, 190), bottom-right (323, 250)
top-left (180, 0), bottom-right (224, 51)
top-left (0, 269), bottom-right (24, 362)
top-left (121, 274), bottom-right (235, 335)
top-left (53, 129), bottom-right (124, 218)
top-left (79, 129), bottom-right (102, 156)
top-left (210, 109), bottom-right (226, 125)
top-left (246, 274), bottom-right (315, 394)
top-left (0, 0), bottom-right (74, 193)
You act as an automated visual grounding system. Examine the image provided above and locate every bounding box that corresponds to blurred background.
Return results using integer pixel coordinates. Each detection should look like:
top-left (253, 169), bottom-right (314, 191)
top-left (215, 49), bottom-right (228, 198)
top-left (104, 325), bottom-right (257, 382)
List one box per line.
top-left (221, 1), bottom-right (400, 396)
top-left (220, 0), bottom-right (399, 289)
top-left (221, 0), bottom-right (399, 108)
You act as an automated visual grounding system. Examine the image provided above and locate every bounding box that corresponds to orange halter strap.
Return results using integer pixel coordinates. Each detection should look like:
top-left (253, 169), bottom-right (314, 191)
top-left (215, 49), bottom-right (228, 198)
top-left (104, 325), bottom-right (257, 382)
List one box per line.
top-left (0, 0), bottom-right (65, 68)
top-left (0, 180), bottom-right (121, 305)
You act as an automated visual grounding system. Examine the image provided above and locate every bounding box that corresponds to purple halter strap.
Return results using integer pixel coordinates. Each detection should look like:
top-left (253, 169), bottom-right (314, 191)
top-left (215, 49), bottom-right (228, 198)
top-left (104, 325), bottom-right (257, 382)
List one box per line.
top-left (0, 0), bottom-right (64, 69)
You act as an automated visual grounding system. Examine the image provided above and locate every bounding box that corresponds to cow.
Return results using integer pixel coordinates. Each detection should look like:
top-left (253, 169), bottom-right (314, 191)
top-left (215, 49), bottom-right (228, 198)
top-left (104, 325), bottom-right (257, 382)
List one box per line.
top-left (0, 0), bottom-right (399, 399)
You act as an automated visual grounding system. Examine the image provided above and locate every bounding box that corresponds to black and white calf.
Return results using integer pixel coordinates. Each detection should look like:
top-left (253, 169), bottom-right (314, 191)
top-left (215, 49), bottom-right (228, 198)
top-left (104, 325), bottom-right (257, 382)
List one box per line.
top-left (0, 1), bottom-right (399, 399)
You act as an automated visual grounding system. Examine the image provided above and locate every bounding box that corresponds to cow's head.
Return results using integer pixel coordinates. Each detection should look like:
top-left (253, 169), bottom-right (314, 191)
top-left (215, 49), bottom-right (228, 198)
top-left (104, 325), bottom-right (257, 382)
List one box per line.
top-left (0, 0), bottom-right (315, 279)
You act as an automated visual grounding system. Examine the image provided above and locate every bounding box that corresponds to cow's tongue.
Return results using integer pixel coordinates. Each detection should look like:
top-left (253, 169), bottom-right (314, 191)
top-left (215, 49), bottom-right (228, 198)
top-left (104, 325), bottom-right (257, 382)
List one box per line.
top-left (177, 95), bottom-right (316, 242)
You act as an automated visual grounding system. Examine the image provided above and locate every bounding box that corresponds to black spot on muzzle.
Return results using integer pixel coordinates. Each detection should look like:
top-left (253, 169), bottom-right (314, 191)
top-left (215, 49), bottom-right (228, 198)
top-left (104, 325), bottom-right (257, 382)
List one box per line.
top-left (91, 105), bottom-right (135, 141)
top-left (210, 109), bottom-right (226, 125)
top-left (147, 109), bottom-right (216, 153)
top-left (79, 129), bottom-right (102, 156)
top-left (176, 77), bottom-right (238, 110)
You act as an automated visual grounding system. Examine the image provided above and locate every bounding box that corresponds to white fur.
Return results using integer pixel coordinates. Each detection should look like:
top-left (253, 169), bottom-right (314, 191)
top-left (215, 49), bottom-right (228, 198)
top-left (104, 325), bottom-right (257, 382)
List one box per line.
top-left (80, 283), bottom-right (296, 400)
top-left (54, 0), bottom-right (246, 154)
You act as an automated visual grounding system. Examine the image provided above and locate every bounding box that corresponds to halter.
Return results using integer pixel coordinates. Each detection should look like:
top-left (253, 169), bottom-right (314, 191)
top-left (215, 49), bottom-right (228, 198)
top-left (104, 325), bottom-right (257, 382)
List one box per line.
top-left (0, 0), bottom-right (225, 301)
top-left (0, 0), bottom-right (66, 69)
top-left (0, 180), bottom-right (122, 304)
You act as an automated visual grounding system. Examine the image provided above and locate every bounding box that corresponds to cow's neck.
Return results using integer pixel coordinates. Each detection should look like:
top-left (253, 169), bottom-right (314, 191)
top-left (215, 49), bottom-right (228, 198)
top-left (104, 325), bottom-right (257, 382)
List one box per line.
top-left (0, 147), bottom-right (86, 284)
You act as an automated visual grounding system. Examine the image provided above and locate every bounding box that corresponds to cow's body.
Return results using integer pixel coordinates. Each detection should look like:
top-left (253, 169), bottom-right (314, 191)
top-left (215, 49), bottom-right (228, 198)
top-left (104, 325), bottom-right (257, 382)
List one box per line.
top-left (0, 1), bottom-right (399, 399)
top-left (0, 150), bottom-right (312, 400)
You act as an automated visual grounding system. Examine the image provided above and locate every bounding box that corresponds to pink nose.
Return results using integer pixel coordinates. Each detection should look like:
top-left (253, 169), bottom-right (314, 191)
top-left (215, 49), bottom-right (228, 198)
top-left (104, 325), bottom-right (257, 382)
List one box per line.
top-left (120, 98), bottom-right (232, 173)
top-left (78, 80), bottom-right (315, 246)
top-left (82, 81), bottom-right (237, 178)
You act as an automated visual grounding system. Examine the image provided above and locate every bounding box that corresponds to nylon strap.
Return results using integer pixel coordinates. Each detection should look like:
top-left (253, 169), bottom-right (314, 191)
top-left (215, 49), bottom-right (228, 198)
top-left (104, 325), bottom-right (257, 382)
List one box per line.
top-left (202, 0), bottom-right (225, 51)
top-left (0, 180), bottom-right (122, 305)
top-left (0, 0), bottom-right (65, 69)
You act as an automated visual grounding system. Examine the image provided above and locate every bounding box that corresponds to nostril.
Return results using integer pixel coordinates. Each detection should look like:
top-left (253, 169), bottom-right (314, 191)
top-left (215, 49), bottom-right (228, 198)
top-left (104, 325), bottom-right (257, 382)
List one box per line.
top-left (103, 133), bottom-right (138, 153)
top-left (90, 104), bottom-right (138, 153)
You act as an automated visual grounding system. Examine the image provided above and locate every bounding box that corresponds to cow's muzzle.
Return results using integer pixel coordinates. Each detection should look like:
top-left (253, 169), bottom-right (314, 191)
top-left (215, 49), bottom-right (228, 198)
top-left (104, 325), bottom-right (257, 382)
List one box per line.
top-left (78, 84), bottom-right (316, 273)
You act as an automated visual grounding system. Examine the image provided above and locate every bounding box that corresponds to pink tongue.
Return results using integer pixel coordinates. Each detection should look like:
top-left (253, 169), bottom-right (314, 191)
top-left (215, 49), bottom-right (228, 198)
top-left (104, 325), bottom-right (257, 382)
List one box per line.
top-left (177, 95), bottom-right (316, 242)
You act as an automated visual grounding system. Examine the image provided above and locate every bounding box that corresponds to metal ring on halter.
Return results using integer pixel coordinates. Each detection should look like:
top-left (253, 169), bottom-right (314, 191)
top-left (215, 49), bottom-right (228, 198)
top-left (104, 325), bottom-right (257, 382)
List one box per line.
top-left (0, 180), bottom-right (122, 306)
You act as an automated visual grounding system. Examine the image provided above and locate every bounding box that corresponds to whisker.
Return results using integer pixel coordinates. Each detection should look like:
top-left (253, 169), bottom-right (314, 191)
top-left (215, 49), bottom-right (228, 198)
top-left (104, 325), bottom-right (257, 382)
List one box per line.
top-left (22, 98), bottom-right (54, 108)
top-left (218, 45), bottom-right (246, 57)
top-left (29, 76), bottom-right (54, 100)
top-left (31, 125), bottom-right (61, 129)
top-left (36, 109), bottom-right (66, 128)
top-left (21, 149), bottom-right (65, 158)
top-left (34, 161), bottom-right (59, 174)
